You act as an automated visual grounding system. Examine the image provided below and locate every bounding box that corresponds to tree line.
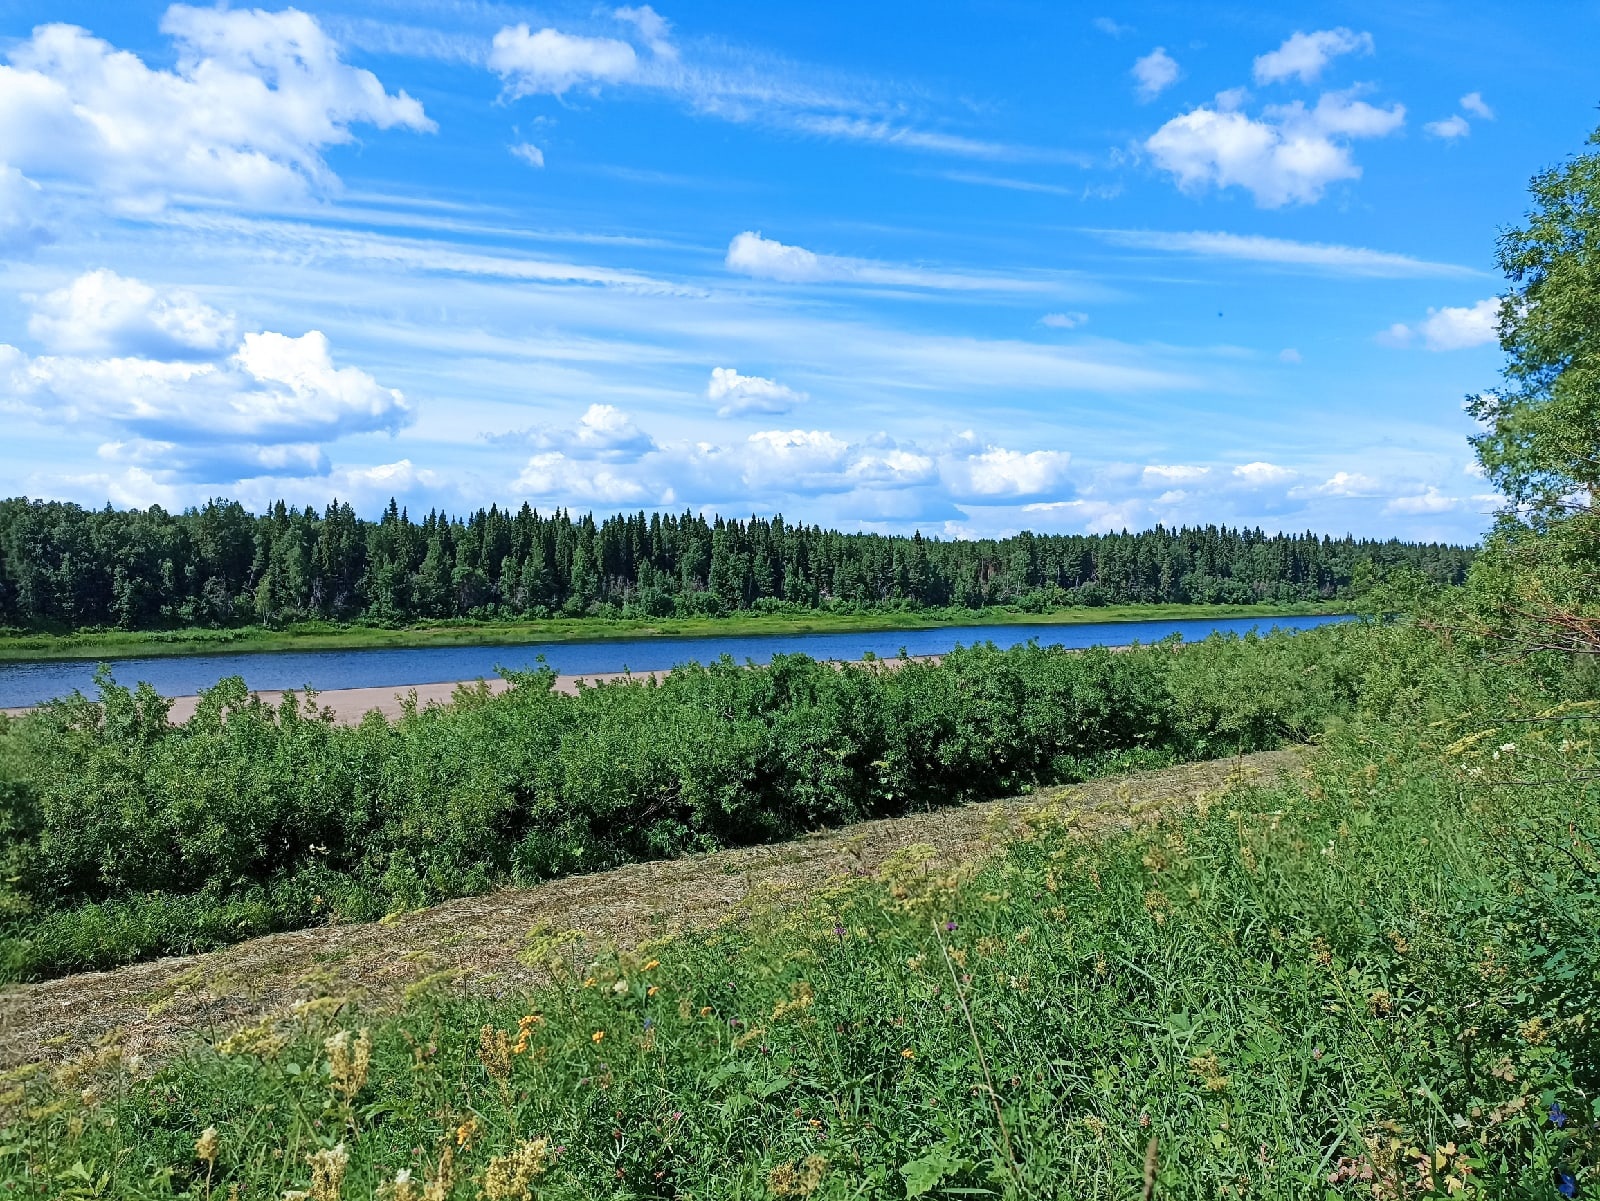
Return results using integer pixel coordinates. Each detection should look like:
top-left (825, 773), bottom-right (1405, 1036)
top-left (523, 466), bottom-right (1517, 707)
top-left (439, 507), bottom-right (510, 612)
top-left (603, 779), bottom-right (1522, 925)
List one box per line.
top-left (0, 495), bottom-right (1474, 630)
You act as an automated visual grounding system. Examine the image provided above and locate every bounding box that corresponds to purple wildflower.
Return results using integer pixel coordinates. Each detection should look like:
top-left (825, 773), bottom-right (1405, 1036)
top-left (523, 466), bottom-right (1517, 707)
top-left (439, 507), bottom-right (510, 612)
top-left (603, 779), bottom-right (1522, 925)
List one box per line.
top-left (1550, 1102), bottom-right (1569, 1129)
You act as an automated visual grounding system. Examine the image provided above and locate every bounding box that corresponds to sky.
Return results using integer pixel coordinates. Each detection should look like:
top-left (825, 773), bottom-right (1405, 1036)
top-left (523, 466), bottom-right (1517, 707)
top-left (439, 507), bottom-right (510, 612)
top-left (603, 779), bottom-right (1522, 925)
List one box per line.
top-left (0, 1), bottom-right (1595, 544)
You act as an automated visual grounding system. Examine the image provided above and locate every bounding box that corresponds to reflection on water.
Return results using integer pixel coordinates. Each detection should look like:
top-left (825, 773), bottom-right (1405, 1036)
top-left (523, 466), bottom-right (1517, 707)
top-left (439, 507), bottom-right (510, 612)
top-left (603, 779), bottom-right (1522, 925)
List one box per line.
top-left (0, 613), bottom-right (1355, 710)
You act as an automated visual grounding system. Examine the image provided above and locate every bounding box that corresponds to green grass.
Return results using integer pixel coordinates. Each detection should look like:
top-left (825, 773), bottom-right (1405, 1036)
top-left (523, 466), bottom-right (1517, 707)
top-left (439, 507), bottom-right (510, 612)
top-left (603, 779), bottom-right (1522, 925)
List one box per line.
top-left (0, 602), bottom-right (1346, 663)
top-left (3, 698), bottom-right (1595, 1198)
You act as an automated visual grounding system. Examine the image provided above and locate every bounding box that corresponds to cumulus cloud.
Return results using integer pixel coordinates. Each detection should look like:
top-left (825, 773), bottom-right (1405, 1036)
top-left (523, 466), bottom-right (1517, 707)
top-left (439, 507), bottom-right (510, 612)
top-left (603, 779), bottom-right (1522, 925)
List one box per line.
top-left (0, 7), bottom-right (432, 210)
top-left (1379, 298), bottom-right (1499, 351)
top-left (510, 142), bottom-right (546, 167)
top-left (536, 403), bottom-right (658, 460)
top-left (4, 329), bottom-right (408, 449)
top-left (28, 269), bottom-right (236, 358)
top-left (1146, 88), bottom-right (1403, 207)
top-left (1040, 312), bottom-right (1089, 329)
top-left (506, 408), bottom-right (1072, 510)
top-left (0, 165), bottom-right (50, 254)
top-left (514, 452), bottom-right (661, 505)
top-left (1090, 229), bottom-right (1475, 277)
top-left (707, 366), bottom-right (807, 417)
top-left (488, 24), bottom-right (639, 97)
top-left (1132, 48), bottom-right (1180, 101)
top-left (941, 440), bottom-right (1072, 500)
top-left (1384, 487), bottom-right (1461, 515)
top-left (614, 6), bottom-right (675, 58)
top-left (1425, 114), bottom-right (1470, 139)
top-left (725, 231), bottom-right (1049, 292)
top-left (1300, 471), bottom-right (1380, 497)
top-left (1, 272), bottom-right (409, 478)
top-left (1142, 464), bottom-right (1211, 486)
top-left (1232, 462), bottom-right (1296, 486)
top-left (1459, 92), bottom-right (1493, 120)
top-left (1252, 28), bottom-right (1373, 85)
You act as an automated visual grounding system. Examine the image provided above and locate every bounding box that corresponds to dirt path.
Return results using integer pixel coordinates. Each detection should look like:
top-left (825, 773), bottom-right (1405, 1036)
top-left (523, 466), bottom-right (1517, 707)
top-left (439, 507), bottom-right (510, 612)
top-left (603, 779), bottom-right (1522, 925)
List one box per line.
top-left (0, 749), bottom-right (1304, 1069)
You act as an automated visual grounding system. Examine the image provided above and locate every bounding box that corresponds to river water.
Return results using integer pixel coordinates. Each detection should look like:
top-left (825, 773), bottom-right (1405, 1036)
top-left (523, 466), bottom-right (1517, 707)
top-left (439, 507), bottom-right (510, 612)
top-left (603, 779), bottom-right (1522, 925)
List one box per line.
top-left (0, 613), bottom-right (1355, 709)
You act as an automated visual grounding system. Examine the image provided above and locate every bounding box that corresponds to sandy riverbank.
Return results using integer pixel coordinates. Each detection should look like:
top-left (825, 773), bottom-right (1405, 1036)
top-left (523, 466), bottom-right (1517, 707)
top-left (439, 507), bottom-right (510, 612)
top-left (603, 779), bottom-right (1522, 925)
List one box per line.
top-left (1, 656), bottom-right (943, 725)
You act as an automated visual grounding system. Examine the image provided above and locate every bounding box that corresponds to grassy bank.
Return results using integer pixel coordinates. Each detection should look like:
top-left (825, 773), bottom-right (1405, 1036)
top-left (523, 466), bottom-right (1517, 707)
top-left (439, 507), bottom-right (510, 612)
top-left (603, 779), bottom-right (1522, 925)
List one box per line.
top-left (4, 650), bottom-right (1594, 1197)
top-left (0, 602), bottom-right (1346, 663)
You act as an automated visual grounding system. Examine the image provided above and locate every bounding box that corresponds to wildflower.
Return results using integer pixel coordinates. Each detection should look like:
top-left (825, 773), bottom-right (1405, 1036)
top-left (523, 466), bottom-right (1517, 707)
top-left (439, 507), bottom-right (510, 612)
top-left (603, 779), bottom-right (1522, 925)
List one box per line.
top-left (307, 1142), bottom-right (349, 1201)
top-left (766, 1155), bottom-right (828, 1197)
top-left (386, 1169), bottom-right (417, 1201)
top-left (1557, 1170), bottom-right (1576, 1197)
top-left (944, 921), bottom-right (957, 931)
top-left (643, 959), bottom-right (660, 971)
top-left (196, 1126), bottom-right (220, 1164)
top-left (481, 1137), bottom-right (549, 1201)
top-left (455, 1118), bottom-right (479, 1149)
top-left (612, 979), bottom-right (629, 995)
top-left (647, 985), bottom-right (659, 997)
top-left (1549, 1102), bottom-right (1568, 1129)
top-left (591, 1030), bottom-right (605, 1044)
top-left (325, 1029), bottom-right (371, 1102)
top-left (901, 1048), bottom-right (915, 1060)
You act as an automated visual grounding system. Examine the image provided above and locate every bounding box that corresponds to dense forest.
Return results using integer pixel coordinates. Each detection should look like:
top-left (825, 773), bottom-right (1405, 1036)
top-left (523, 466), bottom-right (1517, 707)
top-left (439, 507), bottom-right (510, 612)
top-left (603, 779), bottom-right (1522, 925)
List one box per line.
top-left (0, 495), bottom-right (1474, 630)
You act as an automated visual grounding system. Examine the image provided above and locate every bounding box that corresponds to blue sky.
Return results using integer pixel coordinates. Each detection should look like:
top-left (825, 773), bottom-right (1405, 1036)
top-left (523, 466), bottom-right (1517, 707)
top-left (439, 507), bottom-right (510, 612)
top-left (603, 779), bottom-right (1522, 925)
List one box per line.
top-left (0, 1), bottom-right (1594, 543)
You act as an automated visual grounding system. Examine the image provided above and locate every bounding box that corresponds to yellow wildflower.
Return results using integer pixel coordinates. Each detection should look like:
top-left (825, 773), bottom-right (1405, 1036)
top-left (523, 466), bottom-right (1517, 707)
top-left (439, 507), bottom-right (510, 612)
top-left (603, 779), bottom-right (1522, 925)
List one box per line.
top-left (591, 1030), bottom-right (606, 1044)
top-left (195, 1126), bottom-right (220, 1164)
top-left (481, 1137), bottom-right (549, 1201)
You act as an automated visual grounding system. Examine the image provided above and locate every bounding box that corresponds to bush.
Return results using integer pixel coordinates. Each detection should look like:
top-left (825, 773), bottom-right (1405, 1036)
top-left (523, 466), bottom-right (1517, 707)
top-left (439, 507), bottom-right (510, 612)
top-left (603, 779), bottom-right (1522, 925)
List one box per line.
top-left (0, 624), bottom-right (1386, 979)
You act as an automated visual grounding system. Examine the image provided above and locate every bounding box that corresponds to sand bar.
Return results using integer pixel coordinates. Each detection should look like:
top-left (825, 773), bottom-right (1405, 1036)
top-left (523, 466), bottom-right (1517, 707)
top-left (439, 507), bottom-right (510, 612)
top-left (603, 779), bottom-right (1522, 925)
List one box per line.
top-left (1, 656), bottom-right (943, 725)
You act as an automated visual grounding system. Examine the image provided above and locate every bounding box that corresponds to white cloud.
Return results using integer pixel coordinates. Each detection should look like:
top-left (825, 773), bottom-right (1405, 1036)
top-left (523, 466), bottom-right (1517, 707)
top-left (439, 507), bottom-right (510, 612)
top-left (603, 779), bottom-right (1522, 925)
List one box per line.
top-left (0, 7), bottom-right (432, 210)
top-left (1040, 312), bottom-right (1088, 329)
top-left (1380, 298), bottom-right (1499, 351)
top-left (4, 327), bottom-right (408, 449)
top-left (708, 366), bottom-right (807, 417)
top-left (1093, 229), bottom-right (1475, 277)
top-left (1304, 471), bottom-right (1380, 497)
top-left (1278, 347), bottom-right (1302, 363)
top-left (515, 452), bottom-right (661, 505)
top-left (1142, 464), bottom-right (1211, 486)
top-left (0, 165), bottom-right (49, 253)
top-left (1146, 89), bottom-right (1403, 207)
top-left (1460, 92), bottom-right (1493, 120)
top-left (1132, 48), bottom-right (1180, 102)
top-left (488, 25), bottom-right (639, 97)
top-left (614, 6), bottom-right (675, 59)
top-left (942, 443), bottom-right (1072, 500)
top-left (1232, 461), bottom-right (1296, 486)
top-left (28, 269), bottom-right (236, 358)
top-left (1094, 17), bottom-right (1133, 37)
top-left (1252, 28), bottom-right (1374, 85)
top-left (510, 142), bottom-right (546, 168)
top-left (529, 403), bottom-right (658, 460)
top-left (1384, 487), bottom-right (1458, 515)
top-left (1425, 114), bottom-right (1470, 139)
top-left (725, 230), bottom-right (1051, 291)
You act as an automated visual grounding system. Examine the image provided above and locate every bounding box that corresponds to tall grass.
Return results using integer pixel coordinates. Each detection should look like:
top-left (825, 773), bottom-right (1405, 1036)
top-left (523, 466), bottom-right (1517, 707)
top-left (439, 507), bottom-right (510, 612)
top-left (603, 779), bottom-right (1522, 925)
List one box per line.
top-left (4, 657), bottom-right (1595, 1198)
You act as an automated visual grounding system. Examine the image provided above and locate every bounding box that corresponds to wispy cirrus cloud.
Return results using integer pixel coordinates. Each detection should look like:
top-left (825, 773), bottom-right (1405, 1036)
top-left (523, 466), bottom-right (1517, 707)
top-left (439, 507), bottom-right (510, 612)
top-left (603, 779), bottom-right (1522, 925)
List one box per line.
top-left (725, 230), bottom-right (1058, 293)
top-left (1090, 229), bottom-right (1479, 277)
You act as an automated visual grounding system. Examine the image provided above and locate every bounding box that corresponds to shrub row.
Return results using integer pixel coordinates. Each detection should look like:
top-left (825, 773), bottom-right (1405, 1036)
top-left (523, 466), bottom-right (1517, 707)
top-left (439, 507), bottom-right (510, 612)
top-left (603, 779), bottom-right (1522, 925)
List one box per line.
top-left (2, 624), bottom-right (1376, 979)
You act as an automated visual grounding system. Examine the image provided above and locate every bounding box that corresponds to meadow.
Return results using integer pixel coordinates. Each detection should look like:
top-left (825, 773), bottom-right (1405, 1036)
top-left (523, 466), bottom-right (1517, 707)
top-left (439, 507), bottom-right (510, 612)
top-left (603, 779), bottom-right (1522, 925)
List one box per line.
top-left (1, 618), bottom-right (1595, 1198)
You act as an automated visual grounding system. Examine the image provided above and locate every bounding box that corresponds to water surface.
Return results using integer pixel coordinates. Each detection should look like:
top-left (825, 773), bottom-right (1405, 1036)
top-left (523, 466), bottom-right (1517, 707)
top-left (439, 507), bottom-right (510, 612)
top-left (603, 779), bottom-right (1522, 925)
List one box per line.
top-left (0, 613), bottom-right (1355, 709)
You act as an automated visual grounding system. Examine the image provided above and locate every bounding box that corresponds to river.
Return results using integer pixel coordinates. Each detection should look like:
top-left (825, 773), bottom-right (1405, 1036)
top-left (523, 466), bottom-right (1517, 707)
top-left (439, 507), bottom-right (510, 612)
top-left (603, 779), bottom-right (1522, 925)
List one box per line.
top-left (0, 613), bottom-right (1356, 710)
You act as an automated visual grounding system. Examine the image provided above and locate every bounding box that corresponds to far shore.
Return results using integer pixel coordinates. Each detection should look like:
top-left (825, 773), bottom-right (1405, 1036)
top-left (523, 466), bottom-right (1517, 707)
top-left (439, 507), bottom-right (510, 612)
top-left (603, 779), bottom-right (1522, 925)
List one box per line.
top-left (0, 600), bottom-right (1348, 664)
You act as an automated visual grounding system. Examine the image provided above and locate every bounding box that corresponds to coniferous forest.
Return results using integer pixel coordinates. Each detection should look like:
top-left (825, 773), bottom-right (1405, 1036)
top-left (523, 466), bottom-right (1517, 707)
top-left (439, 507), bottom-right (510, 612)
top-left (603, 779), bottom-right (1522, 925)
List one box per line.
top-left (0, 496), bottom-right (1472, 630)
